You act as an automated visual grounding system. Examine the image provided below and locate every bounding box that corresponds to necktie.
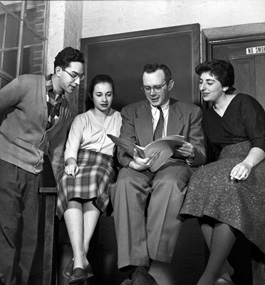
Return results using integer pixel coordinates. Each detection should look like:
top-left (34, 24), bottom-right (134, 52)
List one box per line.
top-left (153, 106), bottom-right (164, 141)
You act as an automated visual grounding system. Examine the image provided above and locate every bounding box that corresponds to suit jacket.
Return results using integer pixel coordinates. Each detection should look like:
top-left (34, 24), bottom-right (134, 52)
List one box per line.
top-left (118, 98), bottom-right (206, 168)
top-left (0, 74), bottom-right (76, 177)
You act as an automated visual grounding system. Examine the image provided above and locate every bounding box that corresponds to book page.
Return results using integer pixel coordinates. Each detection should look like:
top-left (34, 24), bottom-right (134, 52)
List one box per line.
top-left (149, 135), bottom-right (185, 147)
top-left (146, 146), bottom-right (173, 172)
top-left (107, 135), bottom-right (136, 157)
top-left (143, 135), bottom-right (185, 158)
top-left (107, 134), bottom-right (186, 172)
top-left (143, 137), bottom-right (184, 172)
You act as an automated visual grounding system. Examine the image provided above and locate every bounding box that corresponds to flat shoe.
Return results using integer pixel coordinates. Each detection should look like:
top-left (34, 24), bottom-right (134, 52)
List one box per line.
top-left (84, 264), bottom-right (93, 278)
top-left (214, 277), bottom-right (236, 285)
top-left (63, 259), bottom-right (74, 278)
top-left (68, 265), bottom-right (93, 284)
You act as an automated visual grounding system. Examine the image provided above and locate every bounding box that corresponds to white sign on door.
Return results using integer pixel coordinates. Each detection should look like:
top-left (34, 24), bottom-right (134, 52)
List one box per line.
top-left (246, 46), bottom-right (265, 55)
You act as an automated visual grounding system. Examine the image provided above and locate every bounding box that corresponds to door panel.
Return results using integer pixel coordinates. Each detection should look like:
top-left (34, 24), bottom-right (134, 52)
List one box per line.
top-left (231, 56), bottom-right (265, 108)
top-left (231, 57), bottom-right (256, 98)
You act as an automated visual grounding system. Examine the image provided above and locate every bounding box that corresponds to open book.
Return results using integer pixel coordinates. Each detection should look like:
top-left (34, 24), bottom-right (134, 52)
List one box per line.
top-left (107, 134), bottom-right (185, 172)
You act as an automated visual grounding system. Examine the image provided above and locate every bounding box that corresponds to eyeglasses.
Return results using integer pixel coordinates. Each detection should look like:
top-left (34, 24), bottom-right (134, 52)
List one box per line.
top-left (63, 69), bottom-right (85, 81)
top-left (141, 82), bottom-right (167, 94)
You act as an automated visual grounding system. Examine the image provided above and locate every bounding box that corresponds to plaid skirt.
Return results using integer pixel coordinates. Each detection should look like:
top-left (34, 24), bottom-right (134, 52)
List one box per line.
top-left (56, 149), bottom-right (115, 219)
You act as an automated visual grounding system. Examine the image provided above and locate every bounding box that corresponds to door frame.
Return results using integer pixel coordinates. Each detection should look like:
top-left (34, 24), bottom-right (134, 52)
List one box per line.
top-left (202, 22), bottom-right (265, 61)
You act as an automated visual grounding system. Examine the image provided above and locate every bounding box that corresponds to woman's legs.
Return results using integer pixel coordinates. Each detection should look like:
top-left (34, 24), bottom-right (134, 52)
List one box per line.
top-left (197, 222), bottom-right (236, 285)
top-left (64, 199), bottom-right (100, 271)
top-left (64, 200), bottom-right (87, 269)
top-left (83, 201), bottom-right (100, 256)
top-left (201, 222), bottom-right (234, 278)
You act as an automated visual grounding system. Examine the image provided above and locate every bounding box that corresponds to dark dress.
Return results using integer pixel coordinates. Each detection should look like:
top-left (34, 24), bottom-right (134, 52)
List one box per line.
top-left (180, 93), bottom-right (265, 253)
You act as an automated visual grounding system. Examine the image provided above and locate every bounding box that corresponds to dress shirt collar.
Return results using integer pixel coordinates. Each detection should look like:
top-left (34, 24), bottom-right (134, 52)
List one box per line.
top-left (46, 74), bottom-right (63, 102)
top-left (150, 99), bottom-right (170, 116)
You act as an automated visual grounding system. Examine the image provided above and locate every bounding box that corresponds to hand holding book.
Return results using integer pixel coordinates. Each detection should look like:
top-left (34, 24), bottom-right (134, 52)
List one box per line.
top-left (127, 148), bottom-right (161, 172)
top-left (107, 134), bottom-right (186, 172)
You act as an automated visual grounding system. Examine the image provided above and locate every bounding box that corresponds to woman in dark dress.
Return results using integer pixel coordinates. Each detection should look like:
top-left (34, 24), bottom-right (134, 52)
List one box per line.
top-left (180, 59), bottom-right (265, 285)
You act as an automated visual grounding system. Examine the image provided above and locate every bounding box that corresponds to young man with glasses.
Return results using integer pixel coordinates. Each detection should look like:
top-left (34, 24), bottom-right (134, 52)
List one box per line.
top-left (0, 47), bottom-right (84, 285)
top-left (111, 63), bottom-right (206, 285)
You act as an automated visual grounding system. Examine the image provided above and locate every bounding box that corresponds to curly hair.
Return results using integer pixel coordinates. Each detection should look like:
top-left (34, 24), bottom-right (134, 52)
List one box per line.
top-left (195, 59), bottom-right (236, 94)
top-left (53, 47), bottom-right (84, 71)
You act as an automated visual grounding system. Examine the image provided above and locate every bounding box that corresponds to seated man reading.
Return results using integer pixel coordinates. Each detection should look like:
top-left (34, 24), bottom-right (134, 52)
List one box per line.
top-left (111, 63), bottom-right (206, 285)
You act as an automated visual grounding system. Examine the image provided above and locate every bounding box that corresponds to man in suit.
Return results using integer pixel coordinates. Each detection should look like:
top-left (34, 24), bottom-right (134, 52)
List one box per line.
top-left (0, 47), bottom-right (84, 285)
top-left (111, 63), bottom-right (206, 285)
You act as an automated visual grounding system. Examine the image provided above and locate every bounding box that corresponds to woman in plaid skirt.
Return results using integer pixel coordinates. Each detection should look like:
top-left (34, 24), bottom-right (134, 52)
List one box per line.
top-left (56, 74), bottom-right (122, 284)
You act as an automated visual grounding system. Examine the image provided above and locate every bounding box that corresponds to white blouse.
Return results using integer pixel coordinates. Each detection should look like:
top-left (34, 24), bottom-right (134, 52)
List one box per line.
top-left (65, 109), bottom-right (122, 160)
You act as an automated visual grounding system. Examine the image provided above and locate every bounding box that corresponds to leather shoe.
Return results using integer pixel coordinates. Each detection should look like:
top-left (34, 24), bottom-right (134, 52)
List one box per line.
top-left (63, 259), bottom-right (74, 278)
top-left (84, 264), bottom-right (93, 278)
top-left (130, 266), bottom-right (158, 285)
top-left (68, 264), bottom-right (93, 284)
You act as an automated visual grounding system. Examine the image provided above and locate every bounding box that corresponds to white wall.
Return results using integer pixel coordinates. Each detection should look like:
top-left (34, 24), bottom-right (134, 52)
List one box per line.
top-left (47, 1), bottom-right (83, 74)
top-left (46, 0), bottom-right (83, 110)
top-left (47, 1), bottom-right (65, 73)
top-left (82, 0), bottom-right (265, 38)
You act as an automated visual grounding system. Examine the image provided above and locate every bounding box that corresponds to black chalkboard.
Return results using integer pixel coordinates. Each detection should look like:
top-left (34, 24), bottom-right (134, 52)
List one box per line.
top-left (80, 24), bottom-right (200, 113)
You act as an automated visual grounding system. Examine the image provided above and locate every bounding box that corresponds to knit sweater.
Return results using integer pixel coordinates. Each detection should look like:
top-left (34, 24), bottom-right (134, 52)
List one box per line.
top-left (0, 74), bottom-right (76, 176)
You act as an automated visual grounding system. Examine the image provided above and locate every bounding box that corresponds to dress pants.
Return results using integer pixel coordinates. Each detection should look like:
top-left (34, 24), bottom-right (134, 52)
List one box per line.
top-left (111, 160), bottom-right (193, 269)
top-left (0, 160), bottom-right (40, 285)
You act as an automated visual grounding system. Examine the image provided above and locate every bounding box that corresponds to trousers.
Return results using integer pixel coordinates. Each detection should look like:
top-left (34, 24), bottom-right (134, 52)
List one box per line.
top-left (111, 160), bottom-right (193, 269)
top-left (0, 160), bottom-right (40, 285)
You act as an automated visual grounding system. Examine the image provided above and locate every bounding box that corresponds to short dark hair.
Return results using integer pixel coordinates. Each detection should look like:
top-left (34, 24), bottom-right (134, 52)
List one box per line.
top-left (53, 47), bottom-right (84, 71)
top-left (143, 63), bottom-right (172, 84)
top-left (195, 59), bottom-right (236, 94)
top-left (85, 74), bottom-right (115, 110)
